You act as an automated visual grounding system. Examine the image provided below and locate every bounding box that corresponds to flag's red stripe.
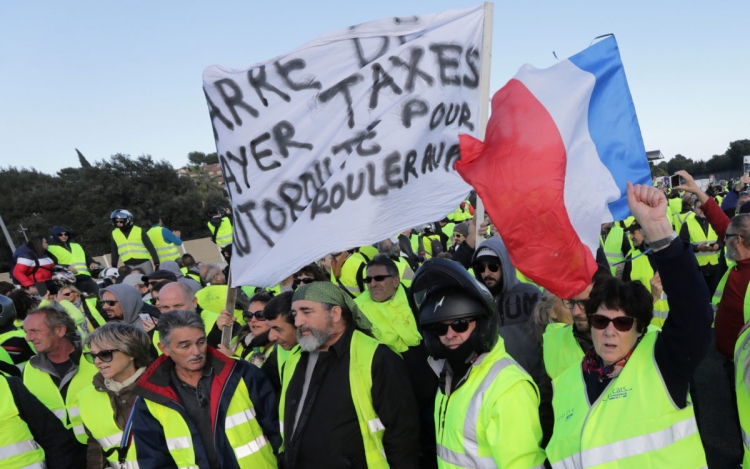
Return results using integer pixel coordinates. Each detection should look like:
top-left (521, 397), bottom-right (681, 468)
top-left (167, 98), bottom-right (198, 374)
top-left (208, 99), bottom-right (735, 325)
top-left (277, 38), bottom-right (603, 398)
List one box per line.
top-left (457, 79), bottom-right (597, 298)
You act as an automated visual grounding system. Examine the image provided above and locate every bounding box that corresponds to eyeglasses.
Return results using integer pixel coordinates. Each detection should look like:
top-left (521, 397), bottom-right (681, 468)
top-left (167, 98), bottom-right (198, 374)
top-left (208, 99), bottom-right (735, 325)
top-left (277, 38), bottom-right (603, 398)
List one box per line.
top-left (100, 300), bottom-right (119, 307)
top-left (296, 277), bottom-right (315, 284)
top-left (364, 275), bottom-right (393, 284)
top-left (426, 318), bottom-right (476, 336)
top-left (243, 310), bottom-right (264, 321)
top-left (589, 314), bottom-right (636, 332)
top-left (472, 262), bottom-right (500, 274)
top-left (562, 299), bottom-right (588, 310)
top-left (57, 232), bottom-right (69, 237)
top-left (84, 349), bottom-right (120, 364)
top-left (725, 233), bottom-right (743, 241)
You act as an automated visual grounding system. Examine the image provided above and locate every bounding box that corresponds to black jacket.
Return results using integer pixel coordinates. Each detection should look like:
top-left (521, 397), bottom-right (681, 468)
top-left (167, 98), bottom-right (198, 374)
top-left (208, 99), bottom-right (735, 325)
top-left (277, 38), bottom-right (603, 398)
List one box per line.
top-left (3, 375), bottom-right (85, 469)
top-left (282, 326), bottom-right (419, 469)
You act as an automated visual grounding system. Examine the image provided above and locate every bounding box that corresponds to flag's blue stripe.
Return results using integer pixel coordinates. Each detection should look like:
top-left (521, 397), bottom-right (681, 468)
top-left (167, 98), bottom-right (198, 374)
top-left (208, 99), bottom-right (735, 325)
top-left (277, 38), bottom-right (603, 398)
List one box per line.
top-left (568, 36), bottom-right (651, 221)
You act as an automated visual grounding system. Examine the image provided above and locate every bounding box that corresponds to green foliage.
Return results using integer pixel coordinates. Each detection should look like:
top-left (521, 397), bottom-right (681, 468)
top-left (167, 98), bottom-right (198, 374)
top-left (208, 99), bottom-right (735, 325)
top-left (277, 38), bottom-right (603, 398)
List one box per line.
top-left (0, 154), bottom-right (227, 271)
top-left (187, 151), bottom-right (219, 166)
top-left (656, 139), bottom-right (750, 177)
top-left (76, 149), bottom-right (92, 168)
top-left (650, 162), bottom-right (668, 178)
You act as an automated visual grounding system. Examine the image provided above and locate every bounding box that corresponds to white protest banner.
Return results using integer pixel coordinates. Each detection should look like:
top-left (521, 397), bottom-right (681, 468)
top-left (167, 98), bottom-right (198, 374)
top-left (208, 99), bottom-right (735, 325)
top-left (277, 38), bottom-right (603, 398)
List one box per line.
top-left (203, 5), bottom-right (486, 287)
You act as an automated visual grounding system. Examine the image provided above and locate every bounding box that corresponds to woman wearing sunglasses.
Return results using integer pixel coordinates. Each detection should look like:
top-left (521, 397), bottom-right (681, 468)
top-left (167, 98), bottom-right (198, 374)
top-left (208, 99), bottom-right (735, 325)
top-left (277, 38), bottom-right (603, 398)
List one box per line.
top-left (212, 292), bottom-right (275, 366)
top-left (78, 322), bottom-right (152, 469)
top-left (411, 257), bottom-right (546, 468)
top-left (545, 183), bottom-right (712, 468)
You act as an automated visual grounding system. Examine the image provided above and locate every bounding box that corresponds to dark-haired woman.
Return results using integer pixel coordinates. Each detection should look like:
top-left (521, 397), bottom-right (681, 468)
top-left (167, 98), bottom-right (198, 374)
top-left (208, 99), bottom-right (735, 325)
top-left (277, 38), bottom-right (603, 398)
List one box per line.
top-left (13, 235), bottom-right (54, 290)
top-left (211, 292), bottom-right (276, 366)
top-left (546, 183), bottom-right (712, 468)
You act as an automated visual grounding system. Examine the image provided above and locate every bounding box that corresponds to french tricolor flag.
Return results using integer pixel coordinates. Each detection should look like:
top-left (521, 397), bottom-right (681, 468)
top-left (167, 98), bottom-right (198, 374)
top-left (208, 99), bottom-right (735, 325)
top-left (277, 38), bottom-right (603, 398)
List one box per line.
top-left (456, 36), bottom-right (651, 298)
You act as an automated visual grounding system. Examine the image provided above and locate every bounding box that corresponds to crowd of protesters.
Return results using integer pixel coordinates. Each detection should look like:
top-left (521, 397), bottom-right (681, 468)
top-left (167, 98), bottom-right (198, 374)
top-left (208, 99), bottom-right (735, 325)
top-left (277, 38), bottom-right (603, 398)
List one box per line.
top-left (0, 178), bottom-right (749, 469)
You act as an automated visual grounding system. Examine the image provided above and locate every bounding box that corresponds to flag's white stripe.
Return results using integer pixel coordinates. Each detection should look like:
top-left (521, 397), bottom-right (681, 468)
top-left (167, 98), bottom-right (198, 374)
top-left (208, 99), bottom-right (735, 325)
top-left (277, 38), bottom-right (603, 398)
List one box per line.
top-left (515, 61), bottom-right (622, 257)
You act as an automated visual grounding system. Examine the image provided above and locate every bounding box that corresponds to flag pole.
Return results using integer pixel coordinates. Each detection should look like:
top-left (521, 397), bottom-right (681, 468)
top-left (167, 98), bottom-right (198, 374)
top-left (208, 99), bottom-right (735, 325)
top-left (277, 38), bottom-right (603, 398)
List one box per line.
top-left (474, 2), bottom-right (493, 241)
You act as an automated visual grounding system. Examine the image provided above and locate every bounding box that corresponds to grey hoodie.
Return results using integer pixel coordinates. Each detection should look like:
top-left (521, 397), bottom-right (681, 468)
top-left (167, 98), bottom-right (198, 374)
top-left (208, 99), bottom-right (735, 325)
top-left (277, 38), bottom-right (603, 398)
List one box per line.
top-left (471, 237), bottom-right (542, 381)
top-left (100, 283), bottom-right (145, 331)
top-left (160, 260), bottom-right (202, 294)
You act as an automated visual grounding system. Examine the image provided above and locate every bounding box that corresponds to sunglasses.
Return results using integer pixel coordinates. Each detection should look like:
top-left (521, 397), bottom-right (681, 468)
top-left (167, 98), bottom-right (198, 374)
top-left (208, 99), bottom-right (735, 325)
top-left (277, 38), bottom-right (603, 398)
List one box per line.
top-left (57, 232), bottom-right (69, 237)
top-left (243, 310), bottom-right (264, 321)
top-left (472, 262), bottom-right (500, 274)
top-left (589, 314), bottom-right (636, 332)
top-left (453, 233), bottom-right (465, 238)
top-left (725, 233), bottom-right (743, 241)
top-left (426, 318), bottom-right (476, 336)
top-left (562, 299), bottom-right (587, 310)
top-left (100, 300), bottom-right (118, 307)
top-left (62, 291), bottom-right (76, 297)
top-left (84, 349), bottom-right (120, 364)
top-left (364, 275), bottom-right (393, 284)
top-left (295, 277), bottom-right (315, 285)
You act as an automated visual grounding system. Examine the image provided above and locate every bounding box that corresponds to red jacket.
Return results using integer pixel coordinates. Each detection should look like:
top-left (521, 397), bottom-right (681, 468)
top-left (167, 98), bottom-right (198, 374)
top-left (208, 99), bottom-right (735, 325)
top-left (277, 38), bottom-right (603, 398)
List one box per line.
top-left (12, 245), bottom-right (54, 288)
top-left (702, 197), bottom-right (750, 360)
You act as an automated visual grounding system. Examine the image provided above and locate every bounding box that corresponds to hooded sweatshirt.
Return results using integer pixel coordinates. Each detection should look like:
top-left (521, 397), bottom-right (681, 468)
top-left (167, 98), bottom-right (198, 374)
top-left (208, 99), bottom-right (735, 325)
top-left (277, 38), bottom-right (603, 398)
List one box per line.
top-left (471, 237), bottom-right (543, 382)
top-left (159, 260), bottom-right (202, 294)
top-left (99, 284), bottom-right (145, 331)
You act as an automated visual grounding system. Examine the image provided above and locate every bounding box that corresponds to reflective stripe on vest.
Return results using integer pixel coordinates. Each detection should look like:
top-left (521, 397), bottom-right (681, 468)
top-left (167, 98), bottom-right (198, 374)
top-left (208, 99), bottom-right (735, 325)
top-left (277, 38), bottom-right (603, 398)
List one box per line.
top-left (279, 333), bottom-right (387, 468)
top-left (22, 354), bottom-right (98, 444)
top-left (144, 369), bottom-right (275, 468)
top-left (685, 217), bottom-right (719, 266)
top-left (112, 227), bottom-right (150, 262)
top-left (674, 211), bottom-right (695, 233)
top-left (551, 418), bottom-right (699, 469)
top-left (435, 339), bottom-right (545, 468)
top-left (438, 358), bottom-right (517, 468)
top-left (78, 384), bottom-right (138, 467)
top-left (98, 432), bottom-right (123, 449)
top-left (546, 332), bottom-right (706, 469)
top-left (226, 408), bottom-right (256, 429)
top-left (712, 266), bottom-right (750, 326)
top-left (47, 243), bottom-right (90, 276)
top-left (166, 436), bottom-right (191, 450)
top-left (603, 226), bottom-right (626, 268)
top-left (147, 226), bottom-right (180, 263)
top-left (0, 376), bottom-right (46, 467)
top-left (208, 218), bottom-right (233, 248)
top-left (0, 440), bottom-right (42, 461)
top-left (234, 435), bottom-right (268, 459)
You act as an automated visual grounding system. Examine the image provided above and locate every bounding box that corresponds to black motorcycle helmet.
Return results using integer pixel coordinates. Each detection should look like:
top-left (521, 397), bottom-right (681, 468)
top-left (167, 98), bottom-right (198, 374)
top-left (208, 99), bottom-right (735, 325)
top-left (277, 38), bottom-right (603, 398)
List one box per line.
top-left (0, 294), bottom-right (18, 328)
top-left (410, 258), bottom-right (498, 359)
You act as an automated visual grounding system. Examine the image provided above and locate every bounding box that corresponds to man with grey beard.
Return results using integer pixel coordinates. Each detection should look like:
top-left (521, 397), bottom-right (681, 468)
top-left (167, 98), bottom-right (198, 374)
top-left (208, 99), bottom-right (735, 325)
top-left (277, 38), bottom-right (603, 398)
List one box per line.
top-left (279, 282), bottom-right (419, 469)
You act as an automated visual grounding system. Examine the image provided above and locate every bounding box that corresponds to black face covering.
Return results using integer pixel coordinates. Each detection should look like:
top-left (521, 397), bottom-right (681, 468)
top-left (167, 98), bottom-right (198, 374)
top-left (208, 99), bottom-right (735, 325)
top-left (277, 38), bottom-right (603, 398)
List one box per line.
top-left (442, 339), bottom-right (476, 393)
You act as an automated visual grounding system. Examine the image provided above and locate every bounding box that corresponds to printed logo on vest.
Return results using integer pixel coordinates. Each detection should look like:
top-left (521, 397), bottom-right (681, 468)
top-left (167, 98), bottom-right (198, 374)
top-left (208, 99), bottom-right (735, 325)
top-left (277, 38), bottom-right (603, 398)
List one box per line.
top-left (607, 386), bottom-right (632, 400)
top-left (557, 408), bottom-right (574, 422)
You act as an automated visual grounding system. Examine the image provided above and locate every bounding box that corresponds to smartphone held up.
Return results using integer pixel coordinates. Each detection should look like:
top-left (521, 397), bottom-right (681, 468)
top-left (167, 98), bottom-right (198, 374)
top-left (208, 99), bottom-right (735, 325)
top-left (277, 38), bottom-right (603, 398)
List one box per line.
top-left (667, 174), bottom-right (686, 188)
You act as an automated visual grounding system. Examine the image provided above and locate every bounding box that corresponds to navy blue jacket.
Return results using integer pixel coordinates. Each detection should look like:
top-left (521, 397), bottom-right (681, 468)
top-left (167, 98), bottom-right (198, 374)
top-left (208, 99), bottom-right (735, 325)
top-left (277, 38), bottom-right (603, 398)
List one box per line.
top-left (131, 347), bottom-right (280, 469)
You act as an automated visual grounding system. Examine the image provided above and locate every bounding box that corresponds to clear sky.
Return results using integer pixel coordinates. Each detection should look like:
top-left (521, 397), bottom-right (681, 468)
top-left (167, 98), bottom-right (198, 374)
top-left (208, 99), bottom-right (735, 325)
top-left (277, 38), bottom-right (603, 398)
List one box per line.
top-left (1, 1), bottom-right (748, 174)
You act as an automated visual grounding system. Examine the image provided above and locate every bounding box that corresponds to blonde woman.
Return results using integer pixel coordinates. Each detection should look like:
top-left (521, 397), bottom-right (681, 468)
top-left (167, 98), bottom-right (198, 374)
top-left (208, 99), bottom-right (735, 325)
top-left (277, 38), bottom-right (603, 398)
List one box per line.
top-left (78, 322), bottom-right (152, 469)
